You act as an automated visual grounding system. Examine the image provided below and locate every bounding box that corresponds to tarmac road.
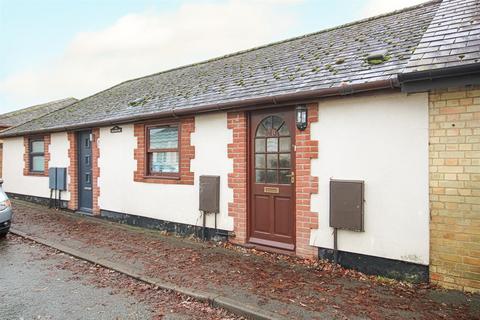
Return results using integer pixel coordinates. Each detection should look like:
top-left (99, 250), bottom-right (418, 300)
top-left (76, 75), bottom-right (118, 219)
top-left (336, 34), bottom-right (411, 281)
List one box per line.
top-left (0, 235), bottom-right (152, 320)
top-left (0, 235), bottom-right (237, 320)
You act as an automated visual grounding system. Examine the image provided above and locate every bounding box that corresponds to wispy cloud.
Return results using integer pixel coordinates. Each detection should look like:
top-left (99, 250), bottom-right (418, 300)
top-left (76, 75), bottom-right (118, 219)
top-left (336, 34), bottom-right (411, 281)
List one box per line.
top-left (0, 0), bottom-right (299, 108)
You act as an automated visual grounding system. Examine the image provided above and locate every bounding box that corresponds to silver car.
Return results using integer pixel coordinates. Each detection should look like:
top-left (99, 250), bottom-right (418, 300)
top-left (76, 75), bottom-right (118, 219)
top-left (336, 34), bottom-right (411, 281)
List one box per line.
top-left (0, 179), bottom-right (12, 238)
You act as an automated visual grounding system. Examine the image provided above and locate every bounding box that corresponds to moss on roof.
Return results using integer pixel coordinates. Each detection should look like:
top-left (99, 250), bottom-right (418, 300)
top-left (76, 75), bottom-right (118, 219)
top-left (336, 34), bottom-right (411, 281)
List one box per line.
top-left (0, 98), bottom-right (78, 128)
top-left (1, 1), bottom-right (443, 137)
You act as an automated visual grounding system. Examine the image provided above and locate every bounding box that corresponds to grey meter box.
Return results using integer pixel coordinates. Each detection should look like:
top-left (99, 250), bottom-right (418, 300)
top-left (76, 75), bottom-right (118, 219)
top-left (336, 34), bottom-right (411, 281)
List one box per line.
top-left (48, 168), bottom-right (56, 189)
top-left (48, 167), bottom-right (67, 191)
top-left (330, 179), bottom-right (364, 232)
top-left (199, 175), bottom-right (220, 213)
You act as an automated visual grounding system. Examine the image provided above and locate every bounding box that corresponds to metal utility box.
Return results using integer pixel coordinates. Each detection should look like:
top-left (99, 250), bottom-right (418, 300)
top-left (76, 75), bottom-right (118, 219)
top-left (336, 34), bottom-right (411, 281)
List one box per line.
top-left (56, 167), bottom-right (67, 191)
top-left (330, 179), bottom-right (364, 232)
top-left (199, 175), bottom-right (220, 213)
top-left (48, 167), bottom-right (67, 191)
top-left (49, 168), bottom-right (57, 189)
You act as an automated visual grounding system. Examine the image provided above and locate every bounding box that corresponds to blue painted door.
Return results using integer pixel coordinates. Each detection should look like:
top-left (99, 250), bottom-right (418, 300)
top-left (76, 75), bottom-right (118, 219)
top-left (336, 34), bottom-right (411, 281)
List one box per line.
top-left (78, 130), bottom-right (93, 212)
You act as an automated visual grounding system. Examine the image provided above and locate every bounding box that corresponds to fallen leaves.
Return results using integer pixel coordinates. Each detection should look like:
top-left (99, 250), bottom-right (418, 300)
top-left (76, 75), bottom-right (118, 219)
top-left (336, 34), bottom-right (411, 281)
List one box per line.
top-left (10, 201), bottom-right (480, 320)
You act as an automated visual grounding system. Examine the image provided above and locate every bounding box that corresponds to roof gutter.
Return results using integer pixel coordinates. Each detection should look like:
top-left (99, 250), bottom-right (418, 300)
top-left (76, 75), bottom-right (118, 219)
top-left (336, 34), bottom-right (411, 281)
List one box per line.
top-left (0, 78), bottom-right (398, 138)
top-left (398, 63), bottom-right (480, 93)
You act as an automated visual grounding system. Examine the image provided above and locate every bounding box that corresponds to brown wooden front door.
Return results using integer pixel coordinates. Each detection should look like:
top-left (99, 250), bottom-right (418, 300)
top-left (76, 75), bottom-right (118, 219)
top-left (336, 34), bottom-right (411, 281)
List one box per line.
top-left (249, 108), bottom-right (295, 251)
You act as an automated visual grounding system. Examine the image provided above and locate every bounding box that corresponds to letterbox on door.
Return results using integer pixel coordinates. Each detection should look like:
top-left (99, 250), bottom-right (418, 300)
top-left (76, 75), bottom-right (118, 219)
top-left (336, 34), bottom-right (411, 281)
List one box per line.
top-left (199, 175), bottom-right (220, 213)
top-left (330, 179), bottom-right (364, 232)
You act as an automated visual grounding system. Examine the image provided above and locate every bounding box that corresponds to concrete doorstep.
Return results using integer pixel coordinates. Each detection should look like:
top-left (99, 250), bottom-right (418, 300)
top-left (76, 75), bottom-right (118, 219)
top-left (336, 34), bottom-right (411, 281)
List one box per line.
top-left (11, 229), bottom-right (284, 320)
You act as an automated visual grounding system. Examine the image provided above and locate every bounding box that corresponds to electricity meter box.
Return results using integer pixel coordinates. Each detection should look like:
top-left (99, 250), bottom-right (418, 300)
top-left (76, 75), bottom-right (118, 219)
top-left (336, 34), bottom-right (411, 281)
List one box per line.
top-left (329, 179), bottom-right (364, 232)
top-left (199, 175), bottom-right (220, 213)
top-left (48, 167), bottom-right (67, 191)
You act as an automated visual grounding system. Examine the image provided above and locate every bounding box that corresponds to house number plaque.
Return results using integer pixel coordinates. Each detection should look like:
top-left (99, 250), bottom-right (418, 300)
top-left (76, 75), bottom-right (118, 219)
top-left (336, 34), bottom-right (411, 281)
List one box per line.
top-left (110, 125), bottom-right (122, 133)
top-left (264, 187), bottom-right (279, 194)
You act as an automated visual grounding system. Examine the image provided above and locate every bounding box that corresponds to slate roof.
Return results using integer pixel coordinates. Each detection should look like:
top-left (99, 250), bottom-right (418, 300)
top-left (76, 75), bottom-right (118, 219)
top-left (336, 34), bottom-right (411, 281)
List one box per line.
top-left (0, 1), bottom-right (452, 137)
top-left (404, 0), bottom-right (480, 73)
top-left (0, 98), bottom-right (78, 129)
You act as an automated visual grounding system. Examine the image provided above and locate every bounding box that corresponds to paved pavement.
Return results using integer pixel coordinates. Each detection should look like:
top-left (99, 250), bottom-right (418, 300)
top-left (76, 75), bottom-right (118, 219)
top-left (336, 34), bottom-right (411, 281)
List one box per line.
top-left (10, 200), bottom-right (480, 319)
top-left (0, 234), bottom-right (239, 320)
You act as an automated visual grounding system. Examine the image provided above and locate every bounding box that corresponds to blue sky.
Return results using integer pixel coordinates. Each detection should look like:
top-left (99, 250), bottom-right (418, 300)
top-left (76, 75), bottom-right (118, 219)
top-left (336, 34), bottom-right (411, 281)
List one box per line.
top-left (0, 0), bottom-right (423, 112)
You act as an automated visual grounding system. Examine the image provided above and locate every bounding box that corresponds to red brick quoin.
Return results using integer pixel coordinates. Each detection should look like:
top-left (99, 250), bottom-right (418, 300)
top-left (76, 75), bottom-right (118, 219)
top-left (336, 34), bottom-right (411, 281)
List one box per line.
top-left (67, 131), bottom-right (78, 211)
top-left (23, 134), bottom-right (51, 176)
top-left (134, 117), bottom-right (195, 185)
top-left (227, 112), bottom-right (248, 244)
top-left (91, 128), bottom-right (100, 215)
top-left (295, 103), bottom-right (319, 258)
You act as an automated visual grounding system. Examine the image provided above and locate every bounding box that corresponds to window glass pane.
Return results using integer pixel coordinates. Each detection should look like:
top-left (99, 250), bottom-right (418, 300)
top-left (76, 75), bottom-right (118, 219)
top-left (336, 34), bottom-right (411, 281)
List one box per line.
top-left (149, 127), bottom-right (178, 149)
top-left (256, 124), bottom-right (267, 137)
top-left (255, 154), bottom-right (266, 168)
top-left (266, 170), bottom-right (277, 184)
top-left (266, 138), bottom-right (278, 152)
top-left (255, 170), bottom-right (266, 183)
top-left (272, 116), bottom-right (283, 131)
top-left (279, 170), bottom-right (291, 184)
top-left (85, 173), bottom-right (91, 184)
top-left (31, 140), bottom-right (44, 153)
top-left (150, 152), bottom-right (179, 173)
top-left (263, 116), bottom-right (273, 130)
top-left (267, 154), bottom-right (278, 168)
top-left (279, 154), bottom-right (291, 168)
top-left (31, 156), bottom-right (44, 172)
top-left (278, 123), bottom-right (290, 136)
top-left (279, 137), bottom-right (291, 152)
top-left (85, 155), bottom-right (90, 165)
top-left (255, 138), bottom-right (265, 152)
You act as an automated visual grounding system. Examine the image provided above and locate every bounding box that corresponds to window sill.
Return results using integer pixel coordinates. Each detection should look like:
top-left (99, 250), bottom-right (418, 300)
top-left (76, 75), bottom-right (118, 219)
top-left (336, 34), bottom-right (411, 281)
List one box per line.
top-left (25, 172), bottom-right (47, 177)
top-left (134, 173), bottom-right (193, 185)
top-left (143, 175), bottom-right (180, 180)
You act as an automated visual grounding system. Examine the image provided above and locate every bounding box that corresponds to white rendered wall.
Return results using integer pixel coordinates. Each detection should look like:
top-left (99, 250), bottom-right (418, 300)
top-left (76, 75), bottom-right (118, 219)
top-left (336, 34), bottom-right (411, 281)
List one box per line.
top-left (191, 113), bottom-right (234, 230)
top-left (2, 132), bottom-right (71, 200)
top-left (310, 92), bottom-right (429, 265)
top-left (98, 112), bottom-right (234, 230)
top-left (50, 132), bottom-right (71, 200)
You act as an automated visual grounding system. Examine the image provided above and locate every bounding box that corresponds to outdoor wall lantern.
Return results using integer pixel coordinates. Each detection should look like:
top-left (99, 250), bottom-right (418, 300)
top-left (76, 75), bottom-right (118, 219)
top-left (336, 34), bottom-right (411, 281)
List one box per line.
top-left (296, 104), bottom-right (308, 131)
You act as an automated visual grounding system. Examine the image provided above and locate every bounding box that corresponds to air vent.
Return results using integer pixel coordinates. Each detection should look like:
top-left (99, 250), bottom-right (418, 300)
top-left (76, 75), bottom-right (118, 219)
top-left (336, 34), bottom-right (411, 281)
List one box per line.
top-left (128, 96), bottom-right (153, 107)
top-left (366, 49), bottom-right (390, 65)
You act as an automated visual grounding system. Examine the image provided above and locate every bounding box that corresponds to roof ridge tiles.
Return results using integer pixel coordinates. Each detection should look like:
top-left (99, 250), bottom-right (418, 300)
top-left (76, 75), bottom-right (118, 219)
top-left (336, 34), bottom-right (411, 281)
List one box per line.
top-left (0, 97), bottom-right (77, 119)
top-left (0, 97), bottom-right (78, 130)
top-left (113, 0), bottom-right (441, 88)
top-left (62, 0), bottom-right (441, 105)
top-left (0, 0), bottom-right (458, 137)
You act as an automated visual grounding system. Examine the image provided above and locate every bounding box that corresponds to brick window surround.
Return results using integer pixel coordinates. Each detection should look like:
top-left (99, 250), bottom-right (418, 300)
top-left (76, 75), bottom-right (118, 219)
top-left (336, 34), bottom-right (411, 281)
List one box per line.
top-left (23, 134), bottom-right (50, 176)
top-left (227, 104), bottom-right (319, 258)
top-left (134, 117), bottom-right (195, 185)
top-left (67, 129), bottom-right (100, 215)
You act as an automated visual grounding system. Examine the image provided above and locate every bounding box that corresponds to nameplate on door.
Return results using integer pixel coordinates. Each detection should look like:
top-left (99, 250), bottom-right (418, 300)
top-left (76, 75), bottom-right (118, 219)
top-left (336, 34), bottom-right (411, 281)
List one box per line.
top-left (264, 187), bottom-right (279, 194)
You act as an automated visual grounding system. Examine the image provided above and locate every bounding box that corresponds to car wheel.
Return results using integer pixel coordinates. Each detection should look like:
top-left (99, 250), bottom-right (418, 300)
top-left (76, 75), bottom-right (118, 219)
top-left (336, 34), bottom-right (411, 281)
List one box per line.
top-left (0, 231), bottom-right (7, 239)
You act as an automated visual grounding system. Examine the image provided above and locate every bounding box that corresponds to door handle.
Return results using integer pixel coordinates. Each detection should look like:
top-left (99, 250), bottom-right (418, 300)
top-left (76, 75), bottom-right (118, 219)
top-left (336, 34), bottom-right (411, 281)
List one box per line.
top-left (286, 172), bottom-right (295, 184)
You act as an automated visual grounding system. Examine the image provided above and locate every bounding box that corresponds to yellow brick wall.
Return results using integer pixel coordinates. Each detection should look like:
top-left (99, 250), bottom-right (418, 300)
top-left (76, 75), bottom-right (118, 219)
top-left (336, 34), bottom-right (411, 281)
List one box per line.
top-left (429, 85), bottom-right (480, 293)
